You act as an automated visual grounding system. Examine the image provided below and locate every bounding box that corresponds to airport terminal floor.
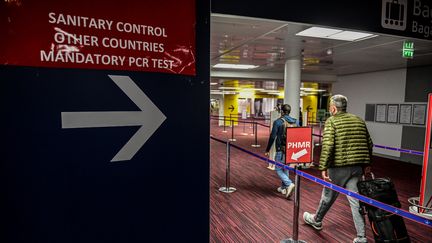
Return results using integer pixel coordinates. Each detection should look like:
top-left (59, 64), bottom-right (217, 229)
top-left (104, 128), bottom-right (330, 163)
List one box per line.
top-left (209, 118), bottom-right (431, 242)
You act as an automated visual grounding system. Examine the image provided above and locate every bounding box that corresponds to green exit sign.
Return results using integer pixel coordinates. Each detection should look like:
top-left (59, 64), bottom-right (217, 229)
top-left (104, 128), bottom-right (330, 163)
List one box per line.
top-left (402, 41), bottom-right (414, 59)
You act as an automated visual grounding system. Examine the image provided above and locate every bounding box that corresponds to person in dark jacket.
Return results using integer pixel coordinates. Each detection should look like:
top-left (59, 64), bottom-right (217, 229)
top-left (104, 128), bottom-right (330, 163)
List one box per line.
top-left (265, 104), bottom-right (299, 199)
top-left (303, 94), bottom-right (373, 243)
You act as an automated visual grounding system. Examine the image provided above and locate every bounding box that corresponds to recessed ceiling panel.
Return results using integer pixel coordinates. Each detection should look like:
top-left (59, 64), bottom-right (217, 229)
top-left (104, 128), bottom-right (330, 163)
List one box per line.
top-left (211, 14), bottom-right (432, 83)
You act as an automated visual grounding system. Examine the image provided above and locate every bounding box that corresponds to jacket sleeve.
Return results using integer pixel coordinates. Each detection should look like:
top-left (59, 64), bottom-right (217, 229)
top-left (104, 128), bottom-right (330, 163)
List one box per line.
top-left (265, 120), bottom-right (279, 152)
top-left (319, 118), bottom-right (335, 171)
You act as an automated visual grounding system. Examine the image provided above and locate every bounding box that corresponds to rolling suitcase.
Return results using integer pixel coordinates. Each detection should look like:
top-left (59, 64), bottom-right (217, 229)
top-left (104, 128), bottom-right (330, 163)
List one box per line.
top-left (357, 173), bottom-right (410, 243)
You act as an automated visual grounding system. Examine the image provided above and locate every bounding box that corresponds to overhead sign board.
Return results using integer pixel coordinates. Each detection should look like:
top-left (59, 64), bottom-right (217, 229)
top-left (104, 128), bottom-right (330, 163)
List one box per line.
top-left (381, 0), bottom-right (408, 31)
top-left (285, 127), bottom-right (313, 163)
top-left (212, 0), bottom-right (432, 40)
top-left (0, 0), bottom-right (196, 75)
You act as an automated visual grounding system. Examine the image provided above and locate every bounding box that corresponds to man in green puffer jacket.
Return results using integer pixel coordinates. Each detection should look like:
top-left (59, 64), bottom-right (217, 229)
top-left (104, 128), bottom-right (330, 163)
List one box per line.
top-left (303, 94), bottom-right (373, 243)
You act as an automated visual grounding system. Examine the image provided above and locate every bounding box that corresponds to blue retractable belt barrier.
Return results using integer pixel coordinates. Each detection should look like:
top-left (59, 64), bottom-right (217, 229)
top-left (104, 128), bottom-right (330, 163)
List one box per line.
top-left (312, 133), bottom-right (424, 156)
top-left (210, 136), bottom-right (432, 228)
top-left (373, 144), bottom-right (424, 156)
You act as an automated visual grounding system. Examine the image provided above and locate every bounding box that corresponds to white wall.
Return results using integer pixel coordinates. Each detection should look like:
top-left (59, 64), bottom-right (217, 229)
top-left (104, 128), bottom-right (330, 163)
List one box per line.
top-left (333, 69), bottom-right (406, 158)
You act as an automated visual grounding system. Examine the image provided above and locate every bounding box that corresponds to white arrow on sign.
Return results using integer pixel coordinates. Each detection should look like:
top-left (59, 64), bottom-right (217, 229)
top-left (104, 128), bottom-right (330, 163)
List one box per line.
top-left (291, 148), bottom-right (308, 161)
top-left (61, 75), bottom-right (166, 162)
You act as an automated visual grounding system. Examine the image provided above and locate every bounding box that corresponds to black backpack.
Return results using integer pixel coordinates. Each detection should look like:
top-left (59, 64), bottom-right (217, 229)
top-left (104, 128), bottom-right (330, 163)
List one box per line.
top-left (280, 117), bottom-right (297, 153)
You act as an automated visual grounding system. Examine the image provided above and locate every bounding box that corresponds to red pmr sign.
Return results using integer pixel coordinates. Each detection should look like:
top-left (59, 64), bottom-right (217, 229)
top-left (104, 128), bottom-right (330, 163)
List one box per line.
top-left (0, 0), bottom-right (196, 75)
top-left (285, 127), bottom-right (312, 163)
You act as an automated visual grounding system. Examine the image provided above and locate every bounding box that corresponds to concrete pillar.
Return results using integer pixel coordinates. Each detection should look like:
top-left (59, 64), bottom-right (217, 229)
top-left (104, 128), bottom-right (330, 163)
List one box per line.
top-left (283, 26), bottom-right (303, 120)
top-left (284, 58), bottom-right (301, 120)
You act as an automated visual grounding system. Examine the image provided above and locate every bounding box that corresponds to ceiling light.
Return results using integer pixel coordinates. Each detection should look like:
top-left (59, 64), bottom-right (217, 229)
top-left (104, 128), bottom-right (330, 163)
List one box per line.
top-left (296, 27), bottom-right (342, 38)
top-left (222, 91), bottom-right (237, 95)
top-left (210, 90), bottom-right (238, 95)
top-left (300, 88), bottom-right (327, 92)
top-left (213, 63), bottom-right (259, 69)
top-left (210, 82), bottom-right (218, 85)
top-left (329, 31), bottom-right (376, 41)
top-left (296, 27), bottom-right (377, 41)
top-left (218, 87), bottom-right (239, 90)
top-left (210, 90), bottom-right (224, 95)
top-left (354, 34), bottom-right (378, 41)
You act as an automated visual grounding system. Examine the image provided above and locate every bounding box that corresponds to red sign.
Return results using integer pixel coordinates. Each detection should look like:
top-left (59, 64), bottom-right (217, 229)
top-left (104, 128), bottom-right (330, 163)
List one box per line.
top-left (0, 0), bottom-right (196, 75)
top-left (285, 127), bottom-right (312, 163)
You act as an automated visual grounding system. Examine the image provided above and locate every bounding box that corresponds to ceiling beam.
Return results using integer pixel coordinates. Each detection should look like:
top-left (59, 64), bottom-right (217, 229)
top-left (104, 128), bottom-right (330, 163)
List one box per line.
top-left (211, 70), bottom-right (337, 82)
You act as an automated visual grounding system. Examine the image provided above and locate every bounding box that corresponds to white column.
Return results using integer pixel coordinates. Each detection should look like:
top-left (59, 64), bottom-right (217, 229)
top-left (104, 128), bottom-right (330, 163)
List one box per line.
top-left (283, 25), bottom-right (303, 120)
top-left (284, 58), bottom-right (301, 120)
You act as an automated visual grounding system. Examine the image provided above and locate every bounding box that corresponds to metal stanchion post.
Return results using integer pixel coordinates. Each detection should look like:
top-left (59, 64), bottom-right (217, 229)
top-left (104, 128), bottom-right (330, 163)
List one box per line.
top-left (281, 165), bottom-right (306, 243)
top-left (241, 120), bottom-right (248, 135)
top-left (222, 116), bottom-right (227, 133)
top-left (229, 119), bottom-right (236, 141)
top-left (252, 122), bottom-right (261, 147)
top-left (250, 119), bottom-right (255, 136)
top-left (219, 140), bottom-right (236, 193)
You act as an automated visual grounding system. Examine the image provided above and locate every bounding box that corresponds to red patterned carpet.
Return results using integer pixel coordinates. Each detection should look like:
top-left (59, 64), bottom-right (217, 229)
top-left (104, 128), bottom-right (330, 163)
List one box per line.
top-left (210, 119), bottom-right (432, 243)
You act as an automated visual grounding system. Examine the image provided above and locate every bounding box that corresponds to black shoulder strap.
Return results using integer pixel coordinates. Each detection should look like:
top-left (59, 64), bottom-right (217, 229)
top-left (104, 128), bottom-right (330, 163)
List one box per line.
top-left (279, 117), bottom-right (289, 130)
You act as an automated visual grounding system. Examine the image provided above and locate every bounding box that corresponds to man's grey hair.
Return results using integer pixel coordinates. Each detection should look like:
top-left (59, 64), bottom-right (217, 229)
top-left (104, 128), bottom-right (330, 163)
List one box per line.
top-left (330, 94), bottom-right (348, 112)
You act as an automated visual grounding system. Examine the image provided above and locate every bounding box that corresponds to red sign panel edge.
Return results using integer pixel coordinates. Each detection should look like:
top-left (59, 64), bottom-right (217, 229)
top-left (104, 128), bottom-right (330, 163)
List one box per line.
top-left (285, 126), bottom-right (313, 164)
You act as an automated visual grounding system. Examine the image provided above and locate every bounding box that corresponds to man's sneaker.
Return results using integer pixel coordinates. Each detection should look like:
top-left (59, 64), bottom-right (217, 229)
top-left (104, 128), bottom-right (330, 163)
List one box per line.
top-left (353, 237), bottom-right (367, 243)
top-left (285, 183), bottom-right (295, 199)
top-left (277, 186), bottom-right (287, 194)
top-left (303, 212), bottom-right (323, 230)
